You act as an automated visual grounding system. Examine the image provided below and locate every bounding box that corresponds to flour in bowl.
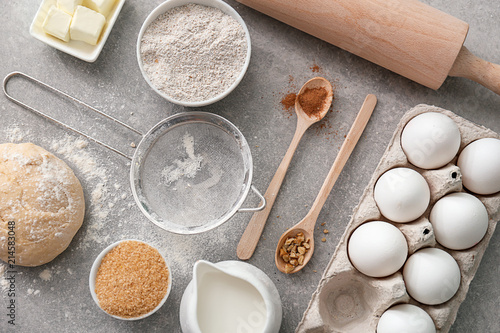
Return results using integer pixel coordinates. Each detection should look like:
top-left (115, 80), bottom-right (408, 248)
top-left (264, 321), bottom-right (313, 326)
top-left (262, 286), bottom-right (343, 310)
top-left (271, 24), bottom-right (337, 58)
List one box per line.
top-left (140, 3), bottom-right (248, 102)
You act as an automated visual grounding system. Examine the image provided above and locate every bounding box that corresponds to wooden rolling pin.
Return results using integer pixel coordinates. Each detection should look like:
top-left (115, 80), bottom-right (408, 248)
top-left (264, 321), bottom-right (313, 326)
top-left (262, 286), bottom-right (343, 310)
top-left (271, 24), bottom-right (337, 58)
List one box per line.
top-left (237, 0), bottom-right (500, 95)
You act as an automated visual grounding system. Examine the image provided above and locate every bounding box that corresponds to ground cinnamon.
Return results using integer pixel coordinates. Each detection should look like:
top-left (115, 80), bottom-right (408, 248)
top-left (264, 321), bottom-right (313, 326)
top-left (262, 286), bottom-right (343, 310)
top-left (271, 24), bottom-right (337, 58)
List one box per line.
top-left (297, 87), bottom-right (329, 118)
top-left (310, 64), bottom-right (320, 72)
top-left (280, 92), bottom-right (297, 112)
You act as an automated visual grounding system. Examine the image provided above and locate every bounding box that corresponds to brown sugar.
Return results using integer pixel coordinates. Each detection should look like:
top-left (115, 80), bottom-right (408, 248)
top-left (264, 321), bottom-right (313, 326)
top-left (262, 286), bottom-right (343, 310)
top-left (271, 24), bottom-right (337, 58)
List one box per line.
top-left (95, 240), bottom-right (170, 318)
top-left (297, 87), bottom-right (329, 119)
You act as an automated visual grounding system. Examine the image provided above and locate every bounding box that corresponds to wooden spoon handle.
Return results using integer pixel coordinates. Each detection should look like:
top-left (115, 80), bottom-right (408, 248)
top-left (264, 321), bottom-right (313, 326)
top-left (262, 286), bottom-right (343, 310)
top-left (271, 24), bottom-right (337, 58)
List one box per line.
top-left (449, 46), bottom-right (500, 95)
top-left (304, 94), bottom-right (377, 228)
top-left (237, 119), bottom-right (312, 260)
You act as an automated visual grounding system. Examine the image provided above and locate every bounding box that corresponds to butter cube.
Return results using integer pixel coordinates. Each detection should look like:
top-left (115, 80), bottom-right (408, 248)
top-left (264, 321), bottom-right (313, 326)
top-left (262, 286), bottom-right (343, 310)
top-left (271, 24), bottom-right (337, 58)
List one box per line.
top-left (57, 0), bottom-right (83, 15)
top-left (83, 0), bottom-right (115, 17)
top-left (70, 6), bottom-right (106, 45)
top-left (42, 6), bottom-right (72, 42)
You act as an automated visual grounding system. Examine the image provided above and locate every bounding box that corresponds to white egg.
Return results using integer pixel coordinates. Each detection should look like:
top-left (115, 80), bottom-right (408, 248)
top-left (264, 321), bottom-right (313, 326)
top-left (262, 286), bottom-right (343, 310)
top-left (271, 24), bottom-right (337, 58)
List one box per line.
top-left (348, 221), bottom-right (408, 277)
top-left (374, 168), bottom-right (430, 223)
top-left (377, 304), bottom-right (436, 333)
top-left (430, 192), bottom-right (489, 250)
top-left (457, 138), bottom-right (500, 195)
top-left (401, 112), bottom-right (461, 169)
top-left (403, 248), bottom-right (460, 305)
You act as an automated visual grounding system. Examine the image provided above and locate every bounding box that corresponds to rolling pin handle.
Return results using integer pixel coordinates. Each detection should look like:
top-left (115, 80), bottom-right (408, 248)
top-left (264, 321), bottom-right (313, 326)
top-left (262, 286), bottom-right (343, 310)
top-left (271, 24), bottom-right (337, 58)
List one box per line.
top-left (449, 46), bottom-right (500, 96)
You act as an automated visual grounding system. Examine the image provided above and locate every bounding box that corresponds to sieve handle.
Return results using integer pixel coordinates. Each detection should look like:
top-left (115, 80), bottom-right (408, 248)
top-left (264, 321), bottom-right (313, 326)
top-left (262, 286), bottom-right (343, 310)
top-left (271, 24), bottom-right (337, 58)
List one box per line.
top-left (3, 71), bottom-right (144, 160)
top-left (238, 185), bottom-right (266, 213)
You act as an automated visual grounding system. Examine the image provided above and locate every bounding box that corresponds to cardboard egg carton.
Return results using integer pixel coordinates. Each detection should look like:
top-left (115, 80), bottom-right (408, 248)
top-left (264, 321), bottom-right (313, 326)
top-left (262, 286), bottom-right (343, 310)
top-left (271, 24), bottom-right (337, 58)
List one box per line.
top-left (296, 105), bottom-right (500, 333)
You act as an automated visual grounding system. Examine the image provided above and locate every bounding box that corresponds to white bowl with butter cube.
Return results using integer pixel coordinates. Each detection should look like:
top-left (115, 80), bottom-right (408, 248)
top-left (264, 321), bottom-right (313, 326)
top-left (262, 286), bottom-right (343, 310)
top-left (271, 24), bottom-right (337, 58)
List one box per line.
top-left (30, 0), bottom-right (125, 62)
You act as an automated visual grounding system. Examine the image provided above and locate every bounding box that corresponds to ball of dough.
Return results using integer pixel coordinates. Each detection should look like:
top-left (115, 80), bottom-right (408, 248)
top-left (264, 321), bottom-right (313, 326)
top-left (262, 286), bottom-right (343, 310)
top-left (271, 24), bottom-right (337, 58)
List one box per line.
top-left (0, 143), bottom-right (85, 266)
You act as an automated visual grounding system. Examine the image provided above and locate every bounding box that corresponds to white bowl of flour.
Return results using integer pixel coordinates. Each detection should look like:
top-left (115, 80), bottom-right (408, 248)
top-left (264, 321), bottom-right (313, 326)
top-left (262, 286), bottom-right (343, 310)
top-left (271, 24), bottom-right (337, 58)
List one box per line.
top-left (137, 0), bottom-right (251, 107)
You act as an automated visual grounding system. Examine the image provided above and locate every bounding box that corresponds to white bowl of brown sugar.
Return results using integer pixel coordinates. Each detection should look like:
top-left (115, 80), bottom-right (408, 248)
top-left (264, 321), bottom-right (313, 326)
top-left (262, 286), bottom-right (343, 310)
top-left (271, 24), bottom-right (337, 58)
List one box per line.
top-left (136, 0), bottom-right (251, 107)
top-left (89, 239), bottom-right (172, 320)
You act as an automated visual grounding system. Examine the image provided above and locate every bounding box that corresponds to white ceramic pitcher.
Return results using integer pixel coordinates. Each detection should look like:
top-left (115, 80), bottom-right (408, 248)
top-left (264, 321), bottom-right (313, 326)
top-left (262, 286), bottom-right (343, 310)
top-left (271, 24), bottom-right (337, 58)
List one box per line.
top-left (180, 260), bottom-right (282, 333)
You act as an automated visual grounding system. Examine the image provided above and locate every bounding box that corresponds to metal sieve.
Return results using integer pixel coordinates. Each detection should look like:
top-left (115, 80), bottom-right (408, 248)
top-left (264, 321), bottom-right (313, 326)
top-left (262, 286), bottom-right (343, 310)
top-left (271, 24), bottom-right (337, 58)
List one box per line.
top-left (3, 72), bottom-right (265, 234)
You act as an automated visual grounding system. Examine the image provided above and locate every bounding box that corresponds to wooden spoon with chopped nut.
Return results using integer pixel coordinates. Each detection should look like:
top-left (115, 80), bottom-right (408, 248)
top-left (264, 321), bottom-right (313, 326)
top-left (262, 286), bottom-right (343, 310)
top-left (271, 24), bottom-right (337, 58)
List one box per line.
top-left (275, 94), bottom-right (377, 274)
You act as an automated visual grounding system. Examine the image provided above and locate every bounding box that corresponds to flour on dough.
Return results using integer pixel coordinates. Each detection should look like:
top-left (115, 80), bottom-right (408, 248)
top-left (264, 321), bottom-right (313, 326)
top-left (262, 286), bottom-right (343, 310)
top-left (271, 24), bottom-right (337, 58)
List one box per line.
top-left (0, 143), bottom-right (85, 267)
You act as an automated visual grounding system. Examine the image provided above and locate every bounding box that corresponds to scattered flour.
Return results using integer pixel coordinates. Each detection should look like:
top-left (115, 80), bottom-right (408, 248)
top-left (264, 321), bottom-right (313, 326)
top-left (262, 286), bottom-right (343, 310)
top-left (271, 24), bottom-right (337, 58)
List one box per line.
top-left (50, 136), bottom-right (107, 181)
top-left (5, 125), bottom-right (27, 142)
top-left (162, 132), bottom-right (203, 185)
top-left (49, 136), bottom-right (115, 246)
top-left (39, 269), bottom-right (52, 281)
top-left (0, 264), bottom-right (7, 292)
top-left (27, 288), bottom-right (41, 296)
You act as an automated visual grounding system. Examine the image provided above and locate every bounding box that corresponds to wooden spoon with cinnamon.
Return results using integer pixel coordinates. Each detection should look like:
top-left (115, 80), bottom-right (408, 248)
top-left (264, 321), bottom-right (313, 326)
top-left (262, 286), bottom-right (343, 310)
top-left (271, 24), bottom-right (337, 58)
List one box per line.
top-left (237, 77), bottom-right (333, 260)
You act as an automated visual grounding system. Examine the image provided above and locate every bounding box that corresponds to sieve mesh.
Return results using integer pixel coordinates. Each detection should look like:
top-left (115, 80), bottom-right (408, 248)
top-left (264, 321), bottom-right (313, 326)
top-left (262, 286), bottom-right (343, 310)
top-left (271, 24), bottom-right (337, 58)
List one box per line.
top-left (132, 113), bottom-right (252, 233)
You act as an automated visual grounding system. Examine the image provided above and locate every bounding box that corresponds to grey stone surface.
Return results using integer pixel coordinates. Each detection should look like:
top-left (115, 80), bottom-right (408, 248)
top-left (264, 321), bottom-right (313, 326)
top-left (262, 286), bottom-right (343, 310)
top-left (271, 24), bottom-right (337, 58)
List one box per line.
top-left (0, 1), bottom-right (498, 332)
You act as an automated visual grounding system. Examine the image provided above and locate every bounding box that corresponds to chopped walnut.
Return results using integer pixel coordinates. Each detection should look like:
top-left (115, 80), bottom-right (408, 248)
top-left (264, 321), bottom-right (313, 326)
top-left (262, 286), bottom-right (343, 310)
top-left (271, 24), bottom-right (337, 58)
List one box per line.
top-left (280, 232), bottom-right (310, 273)
top-left (284, 264), bottom-right (295, 273)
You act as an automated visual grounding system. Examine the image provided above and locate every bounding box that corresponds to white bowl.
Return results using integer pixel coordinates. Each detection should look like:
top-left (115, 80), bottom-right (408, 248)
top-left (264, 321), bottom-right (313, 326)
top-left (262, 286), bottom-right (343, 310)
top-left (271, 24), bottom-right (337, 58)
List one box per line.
top-left (89, 239), bottom-right (172, 320)
top-left (136, 0), bottom-right (251, 107)
top-left (30, 0), bottom-right (125, 62)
